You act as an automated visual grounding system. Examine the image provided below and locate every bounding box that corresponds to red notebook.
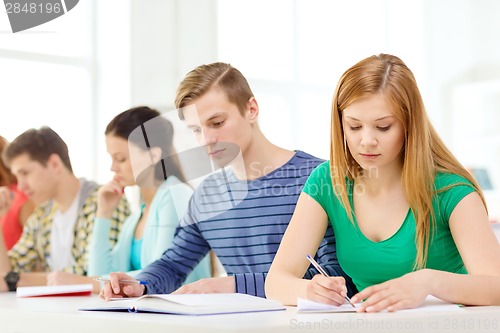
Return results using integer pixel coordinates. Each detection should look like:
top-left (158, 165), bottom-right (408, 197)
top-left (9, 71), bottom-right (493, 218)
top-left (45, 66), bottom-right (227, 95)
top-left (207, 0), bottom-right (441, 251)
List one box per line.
top-left (16, 284), bottom-right (93, 298)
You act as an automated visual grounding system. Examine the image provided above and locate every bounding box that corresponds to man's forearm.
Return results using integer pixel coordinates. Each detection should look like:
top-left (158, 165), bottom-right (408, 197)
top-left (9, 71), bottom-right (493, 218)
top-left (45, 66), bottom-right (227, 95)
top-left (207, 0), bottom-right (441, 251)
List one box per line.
top-left (0, 271), bottom-right (49, 293)
top-left (18, 272), bottom-right (48, 287)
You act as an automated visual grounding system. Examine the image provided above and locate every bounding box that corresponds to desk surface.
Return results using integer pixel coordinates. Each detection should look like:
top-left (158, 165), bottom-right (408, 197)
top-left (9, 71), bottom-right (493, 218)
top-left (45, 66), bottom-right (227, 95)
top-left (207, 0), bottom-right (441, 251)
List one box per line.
top-left (1, 293), bottom-right (499, 333)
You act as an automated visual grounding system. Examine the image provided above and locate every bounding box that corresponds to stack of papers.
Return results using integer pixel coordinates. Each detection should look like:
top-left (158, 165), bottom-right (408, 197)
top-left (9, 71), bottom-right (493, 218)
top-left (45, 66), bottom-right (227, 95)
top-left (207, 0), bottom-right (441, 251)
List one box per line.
top-left (297, 295), bottom-right (462, 313)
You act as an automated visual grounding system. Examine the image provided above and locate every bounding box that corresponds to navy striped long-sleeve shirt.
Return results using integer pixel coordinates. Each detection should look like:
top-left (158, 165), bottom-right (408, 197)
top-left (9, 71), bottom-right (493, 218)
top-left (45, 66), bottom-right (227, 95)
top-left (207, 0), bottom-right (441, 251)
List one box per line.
top-left (137, 150), bottom-right (355, 297)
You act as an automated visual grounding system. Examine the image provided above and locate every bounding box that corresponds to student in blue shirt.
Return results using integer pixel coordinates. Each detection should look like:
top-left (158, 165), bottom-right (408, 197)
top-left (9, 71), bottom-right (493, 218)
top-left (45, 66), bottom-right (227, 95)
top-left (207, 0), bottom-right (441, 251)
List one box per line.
top-left (101, 63), bottom-right (353, 300)
top-left (46, 107), bottom-right (211, 290)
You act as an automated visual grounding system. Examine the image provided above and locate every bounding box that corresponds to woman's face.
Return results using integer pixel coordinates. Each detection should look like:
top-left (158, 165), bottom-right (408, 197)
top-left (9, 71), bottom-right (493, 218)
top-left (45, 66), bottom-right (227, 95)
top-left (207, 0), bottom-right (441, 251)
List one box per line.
top-left (105, 135), bottom-right (136, 187)
top-left (342, 94), bottom-right (405, 174)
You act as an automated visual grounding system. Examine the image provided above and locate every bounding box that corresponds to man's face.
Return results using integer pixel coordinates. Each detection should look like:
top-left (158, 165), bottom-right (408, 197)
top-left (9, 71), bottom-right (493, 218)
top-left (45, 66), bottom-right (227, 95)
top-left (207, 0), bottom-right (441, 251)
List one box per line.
top-left (9, 153), bottom-right (58, 204)
top-left (183, 88), bottom-right (254, 167)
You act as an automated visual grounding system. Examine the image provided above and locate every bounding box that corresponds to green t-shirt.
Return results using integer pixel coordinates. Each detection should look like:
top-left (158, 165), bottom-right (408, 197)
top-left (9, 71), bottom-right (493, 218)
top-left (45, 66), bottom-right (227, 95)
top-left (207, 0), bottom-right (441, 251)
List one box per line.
top-left (303, 161), bottom-right (475, 292)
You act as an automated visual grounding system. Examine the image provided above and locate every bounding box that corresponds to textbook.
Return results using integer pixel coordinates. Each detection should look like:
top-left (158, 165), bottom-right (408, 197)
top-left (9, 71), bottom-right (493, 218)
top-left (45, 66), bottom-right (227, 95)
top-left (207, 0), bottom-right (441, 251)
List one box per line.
top-left (297, 295), bottom-right (462, 313)
top-left (17, 284), bottom-right (93, 298)
top-left (79, 293), bottom-right (285, 315)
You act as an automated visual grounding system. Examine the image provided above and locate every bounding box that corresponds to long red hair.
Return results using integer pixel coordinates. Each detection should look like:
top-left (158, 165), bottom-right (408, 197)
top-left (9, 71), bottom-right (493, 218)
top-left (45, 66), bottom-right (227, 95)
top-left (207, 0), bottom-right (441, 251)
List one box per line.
top-left (330, 54), bottom-right (486, 269)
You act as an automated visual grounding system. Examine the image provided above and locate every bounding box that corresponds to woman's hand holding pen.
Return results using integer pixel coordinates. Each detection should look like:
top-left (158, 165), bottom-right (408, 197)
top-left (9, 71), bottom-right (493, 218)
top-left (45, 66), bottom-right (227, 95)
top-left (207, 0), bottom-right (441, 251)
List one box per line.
top-left (306, 274), bottom-right (349, 306)
top-left (99, 272), bottom-right (145, 301)
top-left (350, 269), bottom-right (432, 313)
top-left (96, 177), bottom-right (124, 219)
top-left (305, 255), bottom-right (354, 307)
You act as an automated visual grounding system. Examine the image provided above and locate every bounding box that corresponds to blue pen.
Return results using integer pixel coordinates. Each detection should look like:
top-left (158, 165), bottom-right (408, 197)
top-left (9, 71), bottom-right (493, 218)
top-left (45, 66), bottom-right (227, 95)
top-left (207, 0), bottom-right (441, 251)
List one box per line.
top-left (94, 277), bottom-right (148, 285)
top-left (306, 254), bottom-right (355, 308)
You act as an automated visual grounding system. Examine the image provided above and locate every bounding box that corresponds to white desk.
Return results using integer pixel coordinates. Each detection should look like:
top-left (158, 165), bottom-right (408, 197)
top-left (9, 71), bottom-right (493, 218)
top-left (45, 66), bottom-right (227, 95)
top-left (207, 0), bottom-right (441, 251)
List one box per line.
top-left (1, 293), bottom-right (499, 333)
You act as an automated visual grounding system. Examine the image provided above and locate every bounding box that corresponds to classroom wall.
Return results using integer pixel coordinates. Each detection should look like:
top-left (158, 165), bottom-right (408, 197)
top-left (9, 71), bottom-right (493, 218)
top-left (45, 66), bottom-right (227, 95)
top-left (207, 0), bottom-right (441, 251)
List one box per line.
top-left (1, 0), bottom-right (500, 199)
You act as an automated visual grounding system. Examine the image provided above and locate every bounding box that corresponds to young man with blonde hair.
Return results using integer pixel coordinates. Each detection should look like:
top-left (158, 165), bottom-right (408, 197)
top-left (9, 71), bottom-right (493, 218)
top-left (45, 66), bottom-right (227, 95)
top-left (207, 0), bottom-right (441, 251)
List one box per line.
top-left (102, 63), bottom-right (353, 299)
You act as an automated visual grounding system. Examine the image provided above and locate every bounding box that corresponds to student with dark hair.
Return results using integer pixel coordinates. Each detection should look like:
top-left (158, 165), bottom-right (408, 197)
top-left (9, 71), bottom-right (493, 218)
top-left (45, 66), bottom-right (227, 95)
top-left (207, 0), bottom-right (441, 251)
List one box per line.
top-left (0, 127), bottom-right (129, 292)
top-left (47, 107), bottom-right (211, 290)
top-left (101, 63), bottom-right (352, 300)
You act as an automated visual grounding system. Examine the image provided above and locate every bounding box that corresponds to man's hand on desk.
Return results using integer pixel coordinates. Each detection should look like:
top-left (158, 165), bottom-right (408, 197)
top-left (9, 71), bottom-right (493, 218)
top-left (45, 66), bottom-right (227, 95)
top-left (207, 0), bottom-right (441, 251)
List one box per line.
top-left (99, 272), bottom-right (145, 302)
top-left (172, 276), bottom-right (235, 295)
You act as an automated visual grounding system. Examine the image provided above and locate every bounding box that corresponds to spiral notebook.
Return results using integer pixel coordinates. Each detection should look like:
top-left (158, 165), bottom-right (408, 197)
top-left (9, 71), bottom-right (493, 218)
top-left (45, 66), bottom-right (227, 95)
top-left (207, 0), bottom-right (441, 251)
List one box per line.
top-left (79, 293), bottom-right (285, 315)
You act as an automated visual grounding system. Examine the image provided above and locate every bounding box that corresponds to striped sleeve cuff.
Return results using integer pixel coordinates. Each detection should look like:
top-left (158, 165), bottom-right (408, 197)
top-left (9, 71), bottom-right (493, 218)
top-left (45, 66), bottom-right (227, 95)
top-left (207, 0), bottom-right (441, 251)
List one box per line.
top-left (234, 272), bottom-right (267, 298)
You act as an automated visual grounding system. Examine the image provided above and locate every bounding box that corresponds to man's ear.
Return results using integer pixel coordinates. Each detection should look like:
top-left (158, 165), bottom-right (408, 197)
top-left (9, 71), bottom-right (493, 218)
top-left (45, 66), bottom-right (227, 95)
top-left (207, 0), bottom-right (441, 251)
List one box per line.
top-left (46, 153), bottom-right (63, 172)
top-left (246, 97), bottom-right (259, 124)
top-left (149, 147), bottom-right (163, 165)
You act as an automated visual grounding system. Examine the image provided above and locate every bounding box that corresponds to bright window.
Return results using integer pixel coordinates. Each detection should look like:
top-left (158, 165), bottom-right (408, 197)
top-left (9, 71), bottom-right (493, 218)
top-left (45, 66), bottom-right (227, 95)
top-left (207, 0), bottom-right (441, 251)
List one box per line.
top-left (217, 0), bottom-right (423, 159)
top-left (0, 1), bottom-right (94, 178)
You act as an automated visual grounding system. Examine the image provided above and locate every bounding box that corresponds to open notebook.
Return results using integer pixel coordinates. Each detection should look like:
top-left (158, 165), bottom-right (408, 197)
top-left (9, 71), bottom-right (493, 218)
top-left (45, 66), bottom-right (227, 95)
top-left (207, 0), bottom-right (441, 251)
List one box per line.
top-left (17, 284), bottom-right (93, 298)
top-left (298, 295), bottom-right (463, 313)
top-left (79, 293), bottom-right (285, 315)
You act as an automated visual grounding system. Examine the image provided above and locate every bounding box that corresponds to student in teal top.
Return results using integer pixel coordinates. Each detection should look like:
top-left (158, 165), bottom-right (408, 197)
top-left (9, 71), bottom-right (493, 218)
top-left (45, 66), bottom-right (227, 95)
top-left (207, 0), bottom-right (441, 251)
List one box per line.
top-left (47, 107), bottom-right (211, 289)
top-left (89, 106), bottom-right (211, 281)
top-left (266, 54), bottom-right (500, 311)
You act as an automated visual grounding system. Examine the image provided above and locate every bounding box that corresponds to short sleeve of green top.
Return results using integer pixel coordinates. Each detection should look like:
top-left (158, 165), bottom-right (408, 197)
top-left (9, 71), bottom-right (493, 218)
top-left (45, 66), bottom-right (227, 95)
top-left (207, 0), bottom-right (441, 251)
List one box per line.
top-left (303, 161), bottom-right (476, 292)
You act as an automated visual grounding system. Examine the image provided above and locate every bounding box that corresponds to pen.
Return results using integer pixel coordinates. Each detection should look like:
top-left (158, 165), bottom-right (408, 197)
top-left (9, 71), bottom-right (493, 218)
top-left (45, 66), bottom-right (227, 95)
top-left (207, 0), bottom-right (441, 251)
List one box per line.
top-left (94, 277), bottom-right (148, 285)
top-left (306, 254), bottom-right (356, 308)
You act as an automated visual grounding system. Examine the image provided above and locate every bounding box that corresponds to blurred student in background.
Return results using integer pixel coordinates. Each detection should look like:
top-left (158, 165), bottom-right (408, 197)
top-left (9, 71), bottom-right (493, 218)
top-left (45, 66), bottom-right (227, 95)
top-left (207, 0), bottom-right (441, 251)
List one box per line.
top-left (0, 127), bottom-right (129, 292)
top-left (0, 136), bottom-right (35, 250)
top-left (47, 107), bottom-right (211, 291)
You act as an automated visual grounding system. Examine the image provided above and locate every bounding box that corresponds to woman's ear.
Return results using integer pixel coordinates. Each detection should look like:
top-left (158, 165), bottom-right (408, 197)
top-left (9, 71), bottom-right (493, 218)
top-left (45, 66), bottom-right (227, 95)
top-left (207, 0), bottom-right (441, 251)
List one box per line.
top-left (47, 153), bottom-right (64, 172)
